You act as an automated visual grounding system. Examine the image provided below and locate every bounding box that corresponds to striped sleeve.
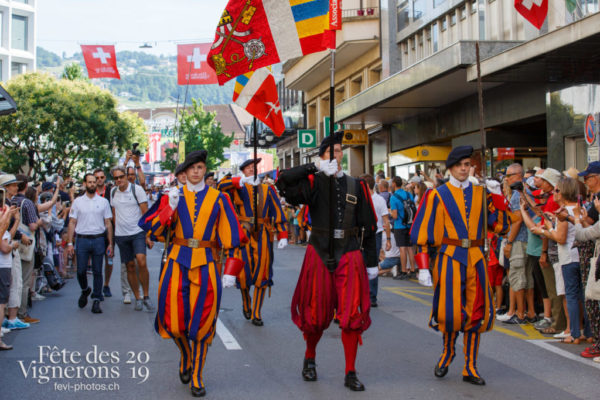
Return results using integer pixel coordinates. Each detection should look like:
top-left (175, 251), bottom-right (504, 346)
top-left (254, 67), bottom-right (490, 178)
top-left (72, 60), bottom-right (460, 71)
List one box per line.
top-left (487, 192), bottom-right (511, 235)
top-left (410, 189), bottom-right (445, 251)
top-left (139, 195), bottom-right (174, 241)
top-left (266, 185), bottom-right (288, 239)
top-left (216, 193), bottom-right (248, 258)
top-left (217, 176), bottom-right (241, 193)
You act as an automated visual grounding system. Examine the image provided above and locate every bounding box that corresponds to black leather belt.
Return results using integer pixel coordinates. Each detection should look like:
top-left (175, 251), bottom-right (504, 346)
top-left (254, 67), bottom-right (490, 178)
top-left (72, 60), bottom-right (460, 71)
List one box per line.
top-left (77, 233), bottom-right (106, 239)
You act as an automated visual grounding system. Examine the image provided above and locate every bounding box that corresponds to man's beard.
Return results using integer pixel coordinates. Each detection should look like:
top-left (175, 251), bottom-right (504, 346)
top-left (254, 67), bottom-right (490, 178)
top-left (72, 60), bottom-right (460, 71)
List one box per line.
top-left (86, 187), bottom-right (96, 194)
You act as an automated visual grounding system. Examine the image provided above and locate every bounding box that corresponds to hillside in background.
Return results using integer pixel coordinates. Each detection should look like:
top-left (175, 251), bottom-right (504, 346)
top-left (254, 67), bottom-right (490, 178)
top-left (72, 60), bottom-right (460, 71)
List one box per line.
top-left (35, 46), bottom-right (239, 108)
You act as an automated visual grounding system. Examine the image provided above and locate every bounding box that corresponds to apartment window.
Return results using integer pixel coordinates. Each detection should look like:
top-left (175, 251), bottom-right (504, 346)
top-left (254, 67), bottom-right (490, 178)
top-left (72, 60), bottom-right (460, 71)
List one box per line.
top-left (450, 13), bottom-right (456, 25)
top-left (11, 15), bottom-right (28, 51)
top-left (471, 0), bottom-right (478, 14)
top-left (397, 1), bottom-right (409, 32)
top-left (441, 18), bottom-right (447, 31)
top-left (434, 0), bottom-right (446, 7)
top-left (11, 62), bottom-right (26, 76)
top-left (432, 23), bottom-right (439, 52)
top-left (0, 60), bottom-right (3, 81)
top-left (13, 0), bottom-right (29, 3)
top-left (412, 0), bottom-right (425, 21)
top-left (460, 6), bottom-right (467, 20)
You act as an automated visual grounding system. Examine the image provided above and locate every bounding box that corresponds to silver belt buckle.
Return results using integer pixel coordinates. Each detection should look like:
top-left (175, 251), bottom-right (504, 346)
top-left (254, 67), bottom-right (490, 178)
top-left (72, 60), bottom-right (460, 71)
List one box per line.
top-left (461, 239), bottom-right (471, 248)
top-left (188, 238), bottom-right (200, 248)
top-left (333, 229), bottom-right (345, 239)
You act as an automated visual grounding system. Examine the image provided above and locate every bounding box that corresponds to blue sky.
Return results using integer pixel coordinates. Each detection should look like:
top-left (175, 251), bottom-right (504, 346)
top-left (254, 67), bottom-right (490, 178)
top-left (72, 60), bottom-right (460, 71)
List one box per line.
top-left (37, 0), bottom-right (228, 56)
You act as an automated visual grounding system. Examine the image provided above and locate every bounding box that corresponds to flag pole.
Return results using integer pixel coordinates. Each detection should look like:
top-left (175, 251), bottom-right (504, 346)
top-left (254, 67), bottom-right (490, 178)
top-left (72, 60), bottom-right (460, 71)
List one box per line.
top-left (253, 116), bottom-right (258, 232)
top-left (327, 48), bottom-right (336, 270)
top-left (476, 42), bottom-right (488, 256)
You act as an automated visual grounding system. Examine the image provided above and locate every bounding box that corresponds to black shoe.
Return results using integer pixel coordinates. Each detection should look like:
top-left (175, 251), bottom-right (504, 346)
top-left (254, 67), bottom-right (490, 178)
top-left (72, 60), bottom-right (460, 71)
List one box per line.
top-left (179, 369), bottom-right (191, 384)
top-left (91, 300), bottom-right (102, 314)
top-left (434, 365), bottom-right (448, 378)
top-left (344, 371), bottom-right (365, 391)
top-left (243, 309), bottom-right (252, 320)
top-left (251, 318), bottom-right (263, 326)
top-left (191, 386), bottom-right (206, 397)
top-left (302, 358), bottom-right (317, 381)
top-left (370, 301), bottom-right (378, 308)
top-left (393, 272), bottom-right (407, 280)
top-left (78, 287), bottom-right (91, 308)
top-left (102, 286), bottom-right (112, 298)
top-left (463, 375), bottom-right (486, 386)
top-left (333, 318), bottom-right (340, 324)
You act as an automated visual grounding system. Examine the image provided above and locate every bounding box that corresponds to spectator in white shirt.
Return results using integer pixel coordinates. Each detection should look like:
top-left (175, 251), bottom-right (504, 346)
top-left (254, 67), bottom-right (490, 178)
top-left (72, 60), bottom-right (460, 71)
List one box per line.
top-left (110, 166), bottom-right (153, 312)
top-left (360, 174), bottom-right (391, 308)
top-left (380, 230), bottom-right (400, 277)
top-left (66, 174), bottom-right (113, 314)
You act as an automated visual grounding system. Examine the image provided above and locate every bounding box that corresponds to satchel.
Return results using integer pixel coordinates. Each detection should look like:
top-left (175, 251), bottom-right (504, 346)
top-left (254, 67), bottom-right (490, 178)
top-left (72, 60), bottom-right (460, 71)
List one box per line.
top-left (585, 242), bottom-right (600, 300)
top-left (18, 205), bottom-right (36, 262)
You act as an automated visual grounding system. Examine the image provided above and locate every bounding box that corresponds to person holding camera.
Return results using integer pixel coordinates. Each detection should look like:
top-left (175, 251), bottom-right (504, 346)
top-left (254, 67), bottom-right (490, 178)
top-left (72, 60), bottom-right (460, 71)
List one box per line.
top-left (124, 145), bottom-right (146, 190)
top-left (502, 163), bottom-right (536, 325)
top-left (65, 174), bottom-right (114, 314)
top-left (110, 166), bottom-right (153, 312)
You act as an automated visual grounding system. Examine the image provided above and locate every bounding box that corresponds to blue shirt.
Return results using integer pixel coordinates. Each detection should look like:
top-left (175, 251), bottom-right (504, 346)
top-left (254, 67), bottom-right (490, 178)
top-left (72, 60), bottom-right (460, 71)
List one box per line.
top-left (509, 191), bottom-right (528, 243)
top-left (390, 189), bottom-right (414, 230)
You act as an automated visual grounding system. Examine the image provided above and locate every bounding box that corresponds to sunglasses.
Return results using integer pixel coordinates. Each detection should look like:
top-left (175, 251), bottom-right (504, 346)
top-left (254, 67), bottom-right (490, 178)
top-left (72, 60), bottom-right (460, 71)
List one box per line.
top-left (554, 189), bottom-right (560, 193)
top-left (584, 174), bottom-right (598, 181)
top-left (113, 174), bottom-right (125, 180)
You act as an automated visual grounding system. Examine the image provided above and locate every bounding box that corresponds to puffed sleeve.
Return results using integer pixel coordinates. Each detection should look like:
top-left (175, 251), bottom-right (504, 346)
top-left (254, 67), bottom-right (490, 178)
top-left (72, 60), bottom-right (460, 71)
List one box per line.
top-left (410, 189), bottom-right (445, 252)
top-left (266, 185), bottom-right (288, 239)
top-left (275, 163), bottom-right (318, 206)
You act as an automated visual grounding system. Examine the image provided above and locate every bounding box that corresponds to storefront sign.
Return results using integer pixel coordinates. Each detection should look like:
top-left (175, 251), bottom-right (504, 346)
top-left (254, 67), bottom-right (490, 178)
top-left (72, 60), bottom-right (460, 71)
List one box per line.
top-left (497, 147), bottom-right (515, 161)
top-left (298, 129), bottom-right (317, 148)
top-left (342, 129), bottom-right (368, 145)
top-left (323, 116), bottom-right (342, 137)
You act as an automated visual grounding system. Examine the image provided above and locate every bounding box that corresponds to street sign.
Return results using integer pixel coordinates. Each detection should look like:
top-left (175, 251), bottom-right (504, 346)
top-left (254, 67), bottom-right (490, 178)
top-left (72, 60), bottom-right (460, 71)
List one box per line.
top-left (342, 129), bottom-right (368, 145)
top-left (585, 114), bottom-right (597, 145)
top-left (323, 116), bottom-right (342, 137)
top-left (298, 129), bottom-right (317, 148)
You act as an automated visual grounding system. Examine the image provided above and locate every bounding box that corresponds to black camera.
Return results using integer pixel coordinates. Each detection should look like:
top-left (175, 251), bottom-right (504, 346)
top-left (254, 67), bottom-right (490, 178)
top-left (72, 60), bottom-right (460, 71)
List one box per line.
top-left (509, 181), bottom-right (524, 192)
top-left (66, 181), bottom-right (74, 189)
top-left (64, 200), bottom-right (71, 208)
top-left (132, 142), bottom-right (141, 157)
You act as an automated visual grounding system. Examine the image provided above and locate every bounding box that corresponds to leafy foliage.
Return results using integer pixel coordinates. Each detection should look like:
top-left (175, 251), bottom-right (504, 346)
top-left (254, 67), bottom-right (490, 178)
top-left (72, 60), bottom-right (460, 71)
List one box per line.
top-left (160, 99), bottom-right (233, 172)
top-left (62, 62), bottom-right (89, 81)
top-left (0, 73), bottom-right (146, 180)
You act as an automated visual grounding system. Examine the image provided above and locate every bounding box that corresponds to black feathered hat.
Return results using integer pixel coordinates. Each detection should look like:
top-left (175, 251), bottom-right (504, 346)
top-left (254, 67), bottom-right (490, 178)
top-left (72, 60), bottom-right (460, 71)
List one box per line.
top-left (318, 131), bottom-right (344, 157)
top-left (239, 158), bottom-right (261, 171)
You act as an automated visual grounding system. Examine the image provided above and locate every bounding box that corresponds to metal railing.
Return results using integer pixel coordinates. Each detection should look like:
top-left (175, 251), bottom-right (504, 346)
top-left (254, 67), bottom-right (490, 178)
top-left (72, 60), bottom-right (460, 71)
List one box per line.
top-left (342, 7), bottom-right (379, 20)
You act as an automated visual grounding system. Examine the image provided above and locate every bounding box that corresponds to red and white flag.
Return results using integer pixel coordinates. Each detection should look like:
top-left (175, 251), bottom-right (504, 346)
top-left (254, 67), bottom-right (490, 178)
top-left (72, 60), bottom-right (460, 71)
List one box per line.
top-left (177, 43), bottom-right (218, 85)
top-left (514, 0), bottom-right (548, 30)
top-left (233, 68), bottom-right (285, 136)
top-left (80, 45), bottom-right (120, 79)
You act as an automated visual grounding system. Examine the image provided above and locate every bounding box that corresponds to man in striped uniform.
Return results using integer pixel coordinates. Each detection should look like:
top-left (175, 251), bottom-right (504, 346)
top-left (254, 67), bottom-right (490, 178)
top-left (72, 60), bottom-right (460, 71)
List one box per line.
top-left (410, 146), bottom-right (510, 386)
top-left (140, 150), bottom-right (246, 397)
top-left (217, 158), bottom-right (288, 326)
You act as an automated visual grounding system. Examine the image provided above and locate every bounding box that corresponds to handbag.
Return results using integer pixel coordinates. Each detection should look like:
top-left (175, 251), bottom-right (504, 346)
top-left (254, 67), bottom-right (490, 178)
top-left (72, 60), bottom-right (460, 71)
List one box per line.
top-left (585, 241), bottom-right (600, 300)
top-left (18, 205), bottom-right (36, 262)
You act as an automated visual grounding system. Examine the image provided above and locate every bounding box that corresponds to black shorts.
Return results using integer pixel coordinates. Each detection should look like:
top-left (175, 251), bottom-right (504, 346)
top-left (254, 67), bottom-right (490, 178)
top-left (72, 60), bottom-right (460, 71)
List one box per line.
top-left (394, 228), bottom-right (412, 248)
top-left (0, 268), bottom-right (11, 304)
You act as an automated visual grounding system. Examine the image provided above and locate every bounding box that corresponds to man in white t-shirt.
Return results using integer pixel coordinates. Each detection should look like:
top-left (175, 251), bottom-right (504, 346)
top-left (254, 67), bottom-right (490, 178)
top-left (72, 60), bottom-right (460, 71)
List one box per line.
top-left (66, 174), bottom-right (114, 314)
top-left (110, 166), bottom-right (153, 312)
top-left (360, 174), bottom-right (391, 308)
top-left (380, 231), bottom-right (400, 276)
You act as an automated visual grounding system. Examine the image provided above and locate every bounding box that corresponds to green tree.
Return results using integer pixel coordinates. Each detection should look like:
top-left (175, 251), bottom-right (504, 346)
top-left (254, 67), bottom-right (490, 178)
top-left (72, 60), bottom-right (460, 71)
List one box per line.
top-left (0, 73), bottom-right (144, 179)
top-left (160, 99), bottom-right (233, 172)
top-left (62, 62), bottom-right (88, 81)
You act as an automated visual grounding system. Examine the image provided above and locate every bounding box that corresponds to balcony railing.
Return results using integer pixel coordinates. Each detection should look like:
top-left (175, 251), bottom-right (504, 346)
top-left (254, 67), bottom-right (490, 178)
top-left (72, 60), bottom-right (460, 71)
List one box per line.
top-left (342, 7), bottom-right (379, 20)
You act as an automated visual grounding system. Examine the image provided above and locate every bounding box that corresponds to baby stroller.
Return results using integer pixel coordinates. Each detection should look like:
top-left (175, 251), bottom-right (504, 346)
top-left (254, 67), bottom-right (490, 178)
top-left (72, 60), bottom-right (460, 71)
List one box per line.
top-left (35, 256), bottom-right (66, 293)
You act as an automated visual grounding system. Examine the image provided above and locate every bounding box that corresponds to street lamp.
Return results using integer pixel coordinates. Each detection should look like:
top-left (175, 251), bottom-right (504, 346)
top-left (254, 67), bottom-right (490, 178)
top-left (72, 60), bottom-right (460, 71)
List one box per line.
top-left (258, 138), bottom-right (266, 146)
top-left (265, 133), bottom-right (274, 142)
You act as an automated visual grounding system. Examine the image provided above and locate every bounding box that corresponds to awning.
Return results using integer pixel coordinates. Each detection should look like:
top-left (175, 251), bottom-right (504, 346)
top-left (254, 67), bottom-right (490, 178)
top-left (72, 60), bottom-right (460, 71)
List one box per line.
top-left (389, 145), bottom-right (451, 166)
top-left (466, 12), bottom-right (600, 84)
top-left (335, 41), bottom-right (520, 125)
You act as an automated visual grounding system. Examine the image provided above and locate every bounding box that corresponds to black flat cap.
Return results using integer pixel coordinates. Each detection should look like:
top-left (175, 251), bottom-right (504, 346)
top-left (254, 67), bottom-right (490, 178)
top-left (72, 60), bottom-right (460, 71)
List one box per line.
top-left (179, 150), bottom-right (208, 173)
top-left (319, 131), bottom-right (344, 157)
top-left (174, 163), bottom-right (185, 176)
top-left (239, 158), bottom-right (261, 171)
top-left (204, 172), bottom-right (215, 180)
top-left (446, 145), bottom-right (473, 168)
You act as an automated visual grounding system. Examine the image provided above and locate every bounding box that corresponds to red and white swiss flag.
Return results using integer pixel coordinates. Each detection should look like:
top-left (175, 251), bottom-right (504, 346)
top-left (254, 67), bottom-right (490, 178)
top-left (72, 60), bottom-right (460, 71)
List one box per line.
top-left (80, 45), bottom-right (120, 79)
top-left (177, 44), bottom-right (218, 85)
top-left (514, 0), bottom-right (548, 30)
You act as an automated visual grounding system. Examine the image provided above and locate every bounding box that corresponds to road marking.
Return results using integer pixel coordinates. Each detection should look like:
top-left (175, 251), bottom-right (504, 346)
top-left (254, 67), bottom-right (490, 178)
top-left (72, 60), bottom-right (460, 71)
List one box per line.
top-left (216, 319), bottom-right (242, 350)
top-left (384, 287), bottom-right (431, 306)
top-left (528, 340), bottom-right (600, 370)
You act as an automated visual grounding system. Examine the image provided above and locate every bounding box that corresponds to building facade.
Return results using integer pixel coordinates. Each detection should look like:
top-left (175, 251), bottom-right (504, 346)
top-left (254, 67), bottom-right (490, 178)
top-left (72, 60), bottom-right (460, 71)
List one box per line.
top-left (0, 0), bottom-right (36, 82)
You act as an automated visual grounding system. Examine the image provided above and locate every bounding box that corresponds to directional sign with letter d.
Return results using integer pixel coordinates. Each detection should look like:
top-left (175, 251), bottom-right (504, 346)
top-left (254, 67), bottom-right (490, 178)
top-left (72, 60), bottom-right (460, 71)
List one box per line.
top-left (298, 130), bottom-right (317, 148)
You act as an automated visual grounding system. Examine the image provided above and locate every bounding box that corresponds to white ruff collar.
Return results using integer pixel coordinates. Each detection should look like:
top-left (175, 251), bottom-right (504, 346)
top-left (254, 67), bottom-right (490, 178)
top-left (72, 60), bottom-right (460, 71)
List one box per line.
top-left (449, 175), bottom-right (470, 189)
top-left (186, 181), bottom-right (205, 193)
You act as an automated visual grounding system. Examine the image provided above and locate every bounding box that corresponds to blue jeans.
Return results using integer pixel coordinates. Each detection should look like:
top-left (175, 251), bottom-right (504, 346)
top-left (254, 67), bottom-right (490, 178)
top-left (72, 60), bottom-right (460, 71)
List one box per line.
top-left (369, 232), bottom-right (383, 303)
top-left (76, 236), bottom-right (106, 300)
top-left (561, 262), bottom-right (592, 339)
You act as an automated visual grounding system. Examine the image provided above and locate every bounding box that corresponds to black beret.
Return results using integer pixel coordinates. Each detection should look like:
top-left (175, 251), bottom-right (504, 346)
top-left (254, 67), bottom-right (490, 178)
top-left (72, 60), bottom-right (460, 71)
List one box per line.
top-left (239, 158), bottom-right (261, 171)
top-left (318, 131), bottom-right (344, 157)
top-left (204, 172), bottom-right (215, 180)
top-left (446, 145), bottom-right (473, 168)
top-left (179, 150), bottom-right (207, 173)
top-left (174, 163), bottom-right (184, 176)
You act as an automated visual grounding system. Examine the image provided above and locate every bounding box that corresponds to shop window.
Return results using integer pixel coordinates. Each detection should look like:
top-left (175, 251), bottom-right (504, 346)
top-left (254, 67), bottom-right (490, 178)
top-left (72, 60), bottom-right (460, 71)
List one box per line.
top-left (397, 1), bottom-right (409, 32)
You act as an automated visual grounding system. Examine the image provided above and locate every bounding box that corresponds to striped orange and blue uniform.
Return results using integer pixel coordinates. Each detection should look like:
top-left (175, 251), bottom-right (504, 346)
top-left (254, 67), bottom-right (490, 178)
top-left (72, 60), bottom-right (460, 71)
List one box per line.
top-left (140, 185), bottom-right (246, 389)
top-left (410, 182), bottom-right (509, 378)
top-left (217, 177), bottom-right (287, 320)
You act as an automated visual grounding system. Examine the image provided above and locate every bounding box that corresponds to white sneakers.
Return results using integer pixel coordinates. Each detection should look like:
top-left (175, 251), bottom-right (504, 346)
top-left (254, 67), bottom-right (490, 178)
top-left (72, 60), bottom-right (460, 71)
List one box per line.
top-left (123, 293), bottom-right (132, 304)
top-left (496, 313), bottom-right (513, 322)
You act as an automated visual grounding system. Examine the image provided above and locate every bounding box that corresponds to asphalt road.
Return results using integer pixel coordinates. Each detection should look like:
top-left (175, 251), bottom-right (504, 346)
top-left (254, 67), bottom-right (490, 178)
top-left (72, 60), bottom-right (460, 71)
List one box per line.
top-left (1, 243), bottom-right (598, 400)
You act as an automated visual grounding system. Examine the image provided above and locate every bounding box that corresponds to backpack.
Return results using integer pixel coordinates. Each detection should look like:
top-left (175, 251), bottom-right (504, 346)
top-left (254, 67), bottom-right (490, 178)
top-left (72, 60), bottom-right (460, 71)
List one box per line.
top-left (393, 191), bottom-right (417, 227)
top-left (111, 184), bottom-right (141, 207)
